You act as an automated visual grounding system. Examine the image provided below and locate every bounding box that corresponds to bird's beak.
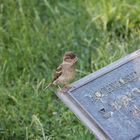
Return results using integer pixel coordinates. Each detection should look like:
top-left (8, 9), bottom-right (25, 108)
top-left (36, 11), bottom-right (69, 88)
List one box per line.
top-left (74, 57), bottom-right (78, 62)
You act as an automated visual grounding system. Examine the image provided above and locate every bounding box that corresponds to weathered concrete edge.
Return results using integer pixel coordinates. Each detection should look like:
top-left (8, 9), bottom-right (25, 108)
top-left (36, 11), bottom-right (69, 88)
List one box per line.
top-left (56, 91), bottom-right (110, 140)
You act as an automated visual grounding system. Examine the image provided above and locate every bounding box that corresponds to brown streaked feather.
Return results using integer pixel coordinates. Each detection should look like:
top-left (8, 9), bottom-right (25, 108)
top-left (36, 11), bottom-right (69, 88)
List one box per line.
top-left (52, 64), bottom-right (63, 82)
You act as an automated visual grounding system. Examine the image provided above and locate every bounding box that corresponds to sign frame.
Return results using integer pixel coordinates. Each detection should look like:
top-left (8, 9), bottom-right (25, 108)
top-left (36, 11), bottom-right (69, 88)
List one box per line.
top-left (56, 49), bottom-right (140, 140)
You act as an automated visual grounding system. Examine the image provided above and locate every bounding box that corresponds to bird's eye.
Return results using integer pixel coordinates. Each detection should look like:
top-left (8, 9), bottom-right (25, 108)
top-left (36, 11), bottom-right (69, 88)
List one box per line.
top-left (65, 58), bottom-right (70, 61)
top-left (65, 56), bottom-right (70, 59)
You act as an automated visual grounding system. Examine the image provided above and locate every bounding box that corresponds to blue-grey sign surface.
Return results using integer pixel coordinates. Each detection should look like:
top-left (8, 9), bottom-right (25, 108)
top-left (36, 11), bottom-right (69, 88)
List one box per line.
top-left (57, 50), bottom-right (140, 140)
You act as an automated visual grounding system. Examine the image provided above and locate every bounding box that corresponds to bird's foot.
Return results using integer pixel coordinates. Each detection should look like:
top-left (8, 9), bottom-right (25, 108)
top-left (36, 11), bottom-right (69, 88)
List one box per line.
top-left (57, 84), bottom-right (76, 93)
top-left (62, 87), bottom-right (71, 93)
top-left (58, 85), bottom-right (73, 93)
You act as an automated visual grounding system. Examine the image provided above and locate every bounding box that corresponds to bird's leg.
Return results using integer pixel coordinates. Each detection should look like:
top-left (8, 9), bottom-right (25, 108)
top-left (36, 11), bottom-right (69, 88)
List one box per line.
top-left (57, 86), bottom-right (68, 93)
top-left (60, 83), bottom-right (73, 93)
top-left (64, 83), bottom-right (77, 89)
top-left (64, 84), bottom-right (71, 89)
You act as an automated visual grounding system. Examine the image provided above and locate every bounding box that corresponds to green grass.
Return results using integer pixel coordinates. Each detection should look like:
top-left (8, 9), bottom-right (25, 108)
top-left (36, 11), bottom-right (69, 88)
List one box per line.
top-left (0, 0), bottom-right (140, 139)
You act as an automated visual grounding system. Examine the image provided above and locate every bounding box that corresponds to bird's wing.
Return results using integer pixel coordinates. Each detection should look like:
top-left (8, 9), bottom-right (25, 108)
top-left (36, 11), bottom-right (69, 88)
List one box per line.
top-left (52, 64), bottom-right (63, 82)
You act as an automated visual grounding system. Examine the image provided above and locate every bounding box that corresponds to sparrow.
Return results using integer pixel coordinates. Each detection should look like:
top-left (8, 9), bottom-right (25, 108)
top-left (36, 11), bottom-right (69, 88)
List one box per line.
top-left (46, 51), bottom-right (78, 91)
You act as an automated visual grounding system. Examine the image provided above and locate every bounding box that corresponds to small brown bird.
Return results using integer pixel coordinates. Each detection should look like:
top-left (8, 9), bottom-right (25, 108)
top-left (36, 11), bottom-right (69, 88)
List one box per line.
top-left (46, 51), bottom-right (78, 91)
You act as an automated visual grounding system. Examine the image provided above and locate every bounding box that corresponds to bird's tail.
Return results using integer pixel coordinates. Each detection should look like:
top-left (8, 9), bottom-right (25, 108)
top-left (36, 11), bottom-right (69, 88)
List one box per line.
top-left (45, 82), bottom-right (53, 90)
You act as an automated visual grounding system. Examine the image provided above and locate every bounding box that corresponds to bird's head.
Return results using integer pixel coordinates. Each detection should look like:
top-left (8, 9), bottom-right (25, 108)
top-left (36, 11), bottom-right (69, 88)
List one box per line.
top-left (63, 51), bottom-right (78, 64)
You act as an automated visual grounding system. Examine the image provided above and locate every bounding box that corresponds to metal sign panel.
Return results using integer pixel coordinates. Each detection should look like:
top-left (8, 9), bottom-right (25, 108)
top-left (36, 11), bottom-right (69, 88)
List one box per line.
top-left (57, 50), bottom-right (140, 140)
